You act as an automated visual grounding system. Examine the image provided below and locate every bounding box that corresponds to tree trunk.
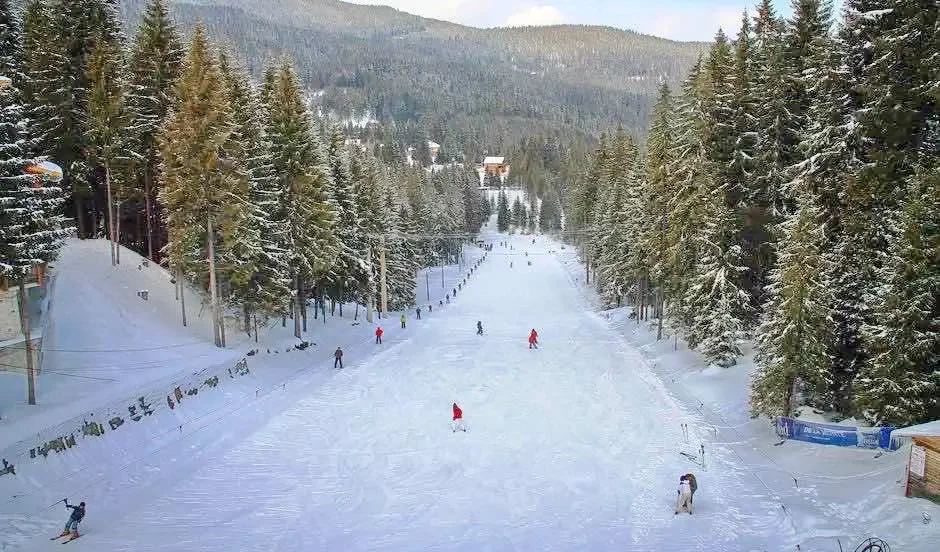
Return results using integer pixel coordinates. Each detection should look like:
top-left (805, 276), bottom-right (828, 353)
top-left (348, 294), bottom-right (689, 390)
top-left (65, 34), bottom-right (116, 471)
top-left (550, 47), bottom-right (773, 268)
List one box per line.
top-left (253, 314), bottom-right (259, 343)
top-left (105, 164), bottom-right (116, 266)
top-left (320, 287), bottom-right (326, 324)
top-left (144, 162), bottom-right (154, 260)
top-left (19, 279), bottom-right (36, 405)
top-left (89, 200), bottom-right (97, 240)
top-left (179, 270), bottom-right (187, 327)
top-left (656, 287), bottom-right (664, 341)
top-left (207, 215), bottom-right (222, 347)
top-left (115, 201), bottom-right (122, 265)
top-left (243, 303), bottom-right (251, 334)
top-left (300, 277), bottom-right (308, 332)
top-left (217, 277), bottom-right (226, 348)
top-left (293, 273), bottom-right (302, 339)
top-left (783, 373), bottom-right (795, 417)
top-left (74, 192), bottom-right (86, 239)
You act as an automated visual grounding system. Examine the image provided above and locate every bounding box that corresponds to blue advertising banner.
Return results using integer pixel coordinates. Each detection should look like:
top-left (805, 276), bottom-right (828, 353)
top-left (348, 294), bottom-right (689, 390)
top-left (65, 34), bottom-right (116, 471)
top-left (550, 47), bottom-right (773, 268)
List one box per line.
top-left (775, 417), bottom-right (899, 450)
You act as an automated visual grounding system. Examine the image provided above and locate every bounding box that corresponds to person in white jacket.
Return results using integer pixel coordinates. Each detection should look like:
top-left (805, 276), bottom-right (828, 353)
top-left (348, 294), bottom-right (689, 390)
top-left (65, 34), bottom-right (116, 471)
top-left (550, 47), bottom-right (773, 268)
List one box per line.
top-left (675, 477), bottom-right (693, 515)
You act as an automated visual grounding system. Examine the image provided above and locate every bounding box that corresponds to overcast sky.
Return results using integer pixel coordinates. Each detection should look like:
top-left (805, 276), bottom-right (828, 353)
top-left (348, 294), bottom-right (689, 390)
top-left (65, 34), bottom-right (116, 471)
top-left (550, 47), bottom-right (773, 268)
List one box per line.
top-left (345, 0), bottom-right (800, 42)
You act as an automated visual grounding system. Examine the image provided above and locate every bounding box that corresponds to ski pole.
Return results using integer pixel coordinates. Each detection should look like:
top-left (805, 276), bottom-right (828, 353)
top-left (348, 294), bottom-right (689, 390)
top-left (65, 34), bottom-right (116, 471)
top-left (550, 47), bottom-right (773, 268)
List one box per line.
top-left (49, 498), bottom-right (66, 508)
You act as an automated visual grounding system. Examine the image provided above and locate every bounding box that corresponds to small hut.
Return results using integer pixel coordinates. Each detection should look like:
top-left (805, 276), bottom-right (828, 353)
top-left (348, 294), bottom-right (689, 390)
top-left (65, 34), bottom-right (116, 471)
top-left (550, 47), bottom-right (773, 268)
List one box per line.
top-left (891, 420), bottom-right (940, 504)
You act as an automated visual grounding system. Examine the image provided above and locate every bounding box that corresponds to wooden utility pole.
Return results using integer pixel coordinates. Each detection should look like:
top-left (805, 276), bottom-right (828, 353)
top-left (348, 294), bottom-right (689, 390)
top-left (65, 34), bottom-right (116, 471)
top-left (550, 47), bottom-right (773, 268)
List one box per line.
top-left (207, 214), bottom-right (222, 347)
top-left (366, 244), bottom-right (374, 323)
top-left (19, 279), bottom-right (36, 405)
top-left (379, 235), bottom-right (388, 316)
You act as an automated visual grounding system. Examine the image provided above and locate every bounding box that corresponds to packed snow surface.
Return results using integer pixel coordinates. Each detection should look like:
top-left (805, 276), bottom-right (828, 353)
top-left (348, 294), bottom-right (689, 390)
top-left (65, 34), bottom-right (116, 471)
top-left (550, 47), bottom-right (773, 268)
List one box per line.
top-left (2, 229), bottom-right (937, 551)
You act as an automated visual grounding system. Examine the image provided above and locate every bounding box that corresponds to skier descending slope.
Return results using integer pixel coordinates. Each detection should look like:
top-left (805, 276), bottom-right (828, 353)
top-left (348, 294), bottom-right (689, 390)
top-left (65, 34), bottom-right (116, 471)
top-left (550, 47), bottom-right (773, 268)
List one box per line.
top-left (528, 329), bottom-right (539, 349)
top-left (452, 403), bottom-right (466, 432)
top-left (477, 321), bottom-right (484, 335)
top-left (52, 499), bottom-right (85, 541)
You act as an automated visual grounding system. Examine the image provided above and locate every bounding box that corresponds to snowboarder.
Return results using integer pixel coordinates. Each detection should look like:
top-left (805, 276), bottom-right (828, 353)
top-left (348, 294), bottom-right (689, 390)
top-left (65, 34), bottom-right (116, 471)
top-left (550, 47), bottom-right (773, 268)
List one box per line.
top-left (334, 347), bottom-right (343, 369)
top-left (400, 313), bottom-right (407, 329)
top-left (375, 326), bottom-right (383, 344)
top-left (56, 499), bottom-right (85, 540)
top-left (429, 304), bottom-right (433, 312)
top-left (476, 321), bottom-right (483, 335)
top-left (416, 307), bottom-right (421, 320)
top-left (675, 477), bottom-right (693, 515)
top-left (452, 402), bottom-right (466, 432)
top-left (528, 329), bottom-right (539, 349)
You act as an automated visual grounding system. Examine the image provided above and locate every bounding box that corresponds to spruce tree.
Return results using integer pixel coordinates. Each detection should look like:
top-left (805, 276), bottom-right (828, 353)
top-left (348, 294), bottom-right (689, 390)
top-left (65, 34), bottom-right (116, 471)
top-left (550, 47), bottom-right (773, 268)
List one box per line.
top-left (496, 190), bottom-right (510, 231)
top-left (511, 196), bottom-right (525, 229)
top-left (0, 54), bottom-right (68, 282)
top-left (326, 124), bottom-right (370, 311)
top-left (0, 0), bottom-right (21, 82)
top-left (218, 52), bottom-right (291, 336)
top-left (86, 32), bottom-right (128, 266)
top-left (855, 166), bottom-right (940, 425)
top-left (158, 25), bottom-right (242, 347)
top-left (751, 191), bottom-right (832, 416)
top-left (264, 59), bottom-right (337, 338)
top-left (126, 0), bottom-right (182, 260)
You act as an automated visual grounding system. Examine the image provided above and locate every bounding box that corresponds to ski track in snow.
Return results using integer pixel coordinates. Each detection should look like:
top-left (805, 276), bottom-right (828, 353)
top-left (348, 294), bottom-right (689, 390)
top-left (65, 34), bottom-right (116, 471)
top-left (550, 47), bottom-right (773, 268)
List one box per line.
top-left (13, 231), bottom-right (818, 551)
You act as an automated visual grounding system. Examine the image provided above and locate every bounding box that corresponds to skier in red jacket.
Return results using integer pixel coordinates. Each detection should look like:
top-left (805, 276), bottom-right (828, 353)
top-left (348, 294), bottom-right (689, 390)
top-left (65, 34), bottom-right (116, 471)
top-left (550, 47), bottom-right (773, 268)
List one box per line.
top-left (528, 329), bottom-right (539, 349)
top-left (375, 326), bottom-right (383, 344)
top-left (452, 402), bottom-right (466, 432)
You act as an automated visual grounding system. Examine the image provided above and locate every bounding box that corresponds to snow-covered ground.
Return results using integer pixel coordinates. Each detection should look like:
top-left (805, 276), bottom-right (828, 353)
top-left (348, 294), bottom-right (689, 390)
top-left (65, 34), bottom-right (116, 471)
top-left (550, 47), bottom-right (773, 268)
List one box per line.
top-left (1, 229), bottom-right (937, 552)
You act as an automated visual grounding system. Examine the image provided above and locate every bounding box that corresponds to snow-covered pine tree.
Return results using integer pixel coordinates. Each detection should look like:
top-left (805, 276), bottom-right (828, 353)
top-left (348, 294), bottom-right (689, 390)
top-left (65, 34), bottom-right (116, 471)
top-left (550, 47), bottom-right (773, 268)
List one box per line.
top-left (538, 188), bottom-right (562, 232)
top-left (662, 58), bottom-right (712, 332)
top-left (748, 0), bottom-right (795, 295)
top-left (0, 0), bottom-right (22, 83)
top-left (264, 59), bottom-right (338, 338)
top-left (0, 51), bottom-right (69, 283)
top-left (751, 190), bottom-right (832, 416)
top-left (325, 124), bottom-right (370, 312)
top-left (217, 52), bottom-right (291, 337)
top-left (642, 84), bottom-right (674, 304)
top-left (158, 25), bottom-right (242, 347)
top-left (126, 0), bottom-right (183, 261)
top-left (854, 166), bottom-right (939, 425)
top-left (351, 150), bottom-right (380, 314)
top-left (496, 190), bottom-right (510, 231)
top-left (85, 32), bottom-right (128, 266)
top-left (686, 196), bottom-right (751, 366)
top-left (511, 196), bottom-right (525, 229)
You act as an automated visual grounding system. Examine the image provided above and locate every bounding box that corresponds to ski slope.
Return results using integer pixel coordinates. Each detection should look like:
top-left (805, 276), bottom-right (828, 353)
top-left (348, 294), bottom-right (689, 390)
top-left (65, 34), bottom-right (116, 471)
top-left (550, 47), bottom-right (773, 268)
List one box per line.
top-left (3, 230), bottom-right (937, 552)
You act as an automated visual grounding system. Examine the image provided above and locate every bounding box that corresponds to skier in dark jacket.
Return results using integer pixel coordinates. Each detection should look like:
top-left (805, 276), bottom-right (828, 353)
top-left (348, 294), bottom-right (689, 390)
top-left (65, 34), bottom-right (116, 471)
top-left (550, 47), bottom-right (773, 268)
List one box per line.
top-left (334, 347), bottom-right (343, 369)
top-left (477, 321), bottom-right (483, 335)
top-left (416, 307), bottom-right (421, 320)
top-left (59, 499), bottom-right (85, 538)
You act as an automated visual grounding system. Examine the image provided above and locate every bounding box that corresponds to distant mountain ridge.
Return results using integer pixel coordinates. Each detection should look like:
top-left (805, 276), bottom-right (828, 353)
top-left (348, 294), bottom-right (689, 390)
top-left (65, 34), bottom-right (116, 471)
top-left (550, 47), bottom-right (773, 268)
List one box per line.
top-left (118, 0), bottom-right (707, 147)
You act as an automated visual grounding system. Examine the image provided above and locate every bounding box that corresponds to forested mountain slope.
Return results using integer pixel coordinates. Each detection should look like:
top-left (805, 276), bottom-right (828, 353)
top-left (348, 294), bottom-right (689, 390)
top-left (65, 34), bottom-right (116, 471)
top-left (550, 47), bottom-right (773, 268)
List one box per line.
top-left (117, 0), bottom-right (706, 148)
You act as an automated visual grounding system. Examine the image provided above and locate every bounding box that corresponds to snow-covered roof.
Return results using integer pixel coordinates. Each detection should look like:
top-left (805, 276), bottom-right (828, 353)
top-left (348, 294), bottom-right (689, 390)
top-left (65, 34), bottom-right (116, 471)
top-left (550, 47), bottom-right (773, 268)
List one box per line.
top-left (483, 156), bottom-right (505, 165)
top-left (891, 420), bottom-right (940, 438)
top-left (428, 141), bottom-right (440, 149)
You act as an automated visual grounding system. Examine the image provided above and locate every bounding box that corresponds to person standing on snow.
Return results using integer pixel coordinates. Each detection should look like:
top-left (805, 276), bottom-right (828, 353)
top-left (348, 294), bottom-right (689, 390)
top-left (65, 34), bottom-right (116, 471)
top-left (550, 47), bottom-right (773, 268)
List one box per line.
top-left (452, 402), bottom-right (466, 432)
top-left (400, 313), bottom-right (407, 329)
top-left (477, 321), bottom-right (483, 335)
top-left (416, 307), bottom-right (421, 320)
top-left (675, 477), bottom-right (693, 515)
top-left (334, 347), bottom-right (343, 369)
top-left (375, 326), bottom-right (383, 344)
top-left (57, 499), bottom-right (85, 539)
top-left (528, 329), bottom-right (539, 349)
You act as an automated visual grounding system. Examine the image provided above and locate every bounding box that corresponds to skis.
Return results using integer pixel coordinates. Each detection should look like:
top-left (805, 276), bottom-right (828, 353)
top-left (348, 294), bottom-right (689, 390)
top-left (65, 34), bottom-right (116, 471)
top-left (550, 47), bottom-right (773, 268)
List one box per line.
top-left (51, 533), bottom-right (78, 543)
top-left (62, 534), bottom-right (80, 543)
